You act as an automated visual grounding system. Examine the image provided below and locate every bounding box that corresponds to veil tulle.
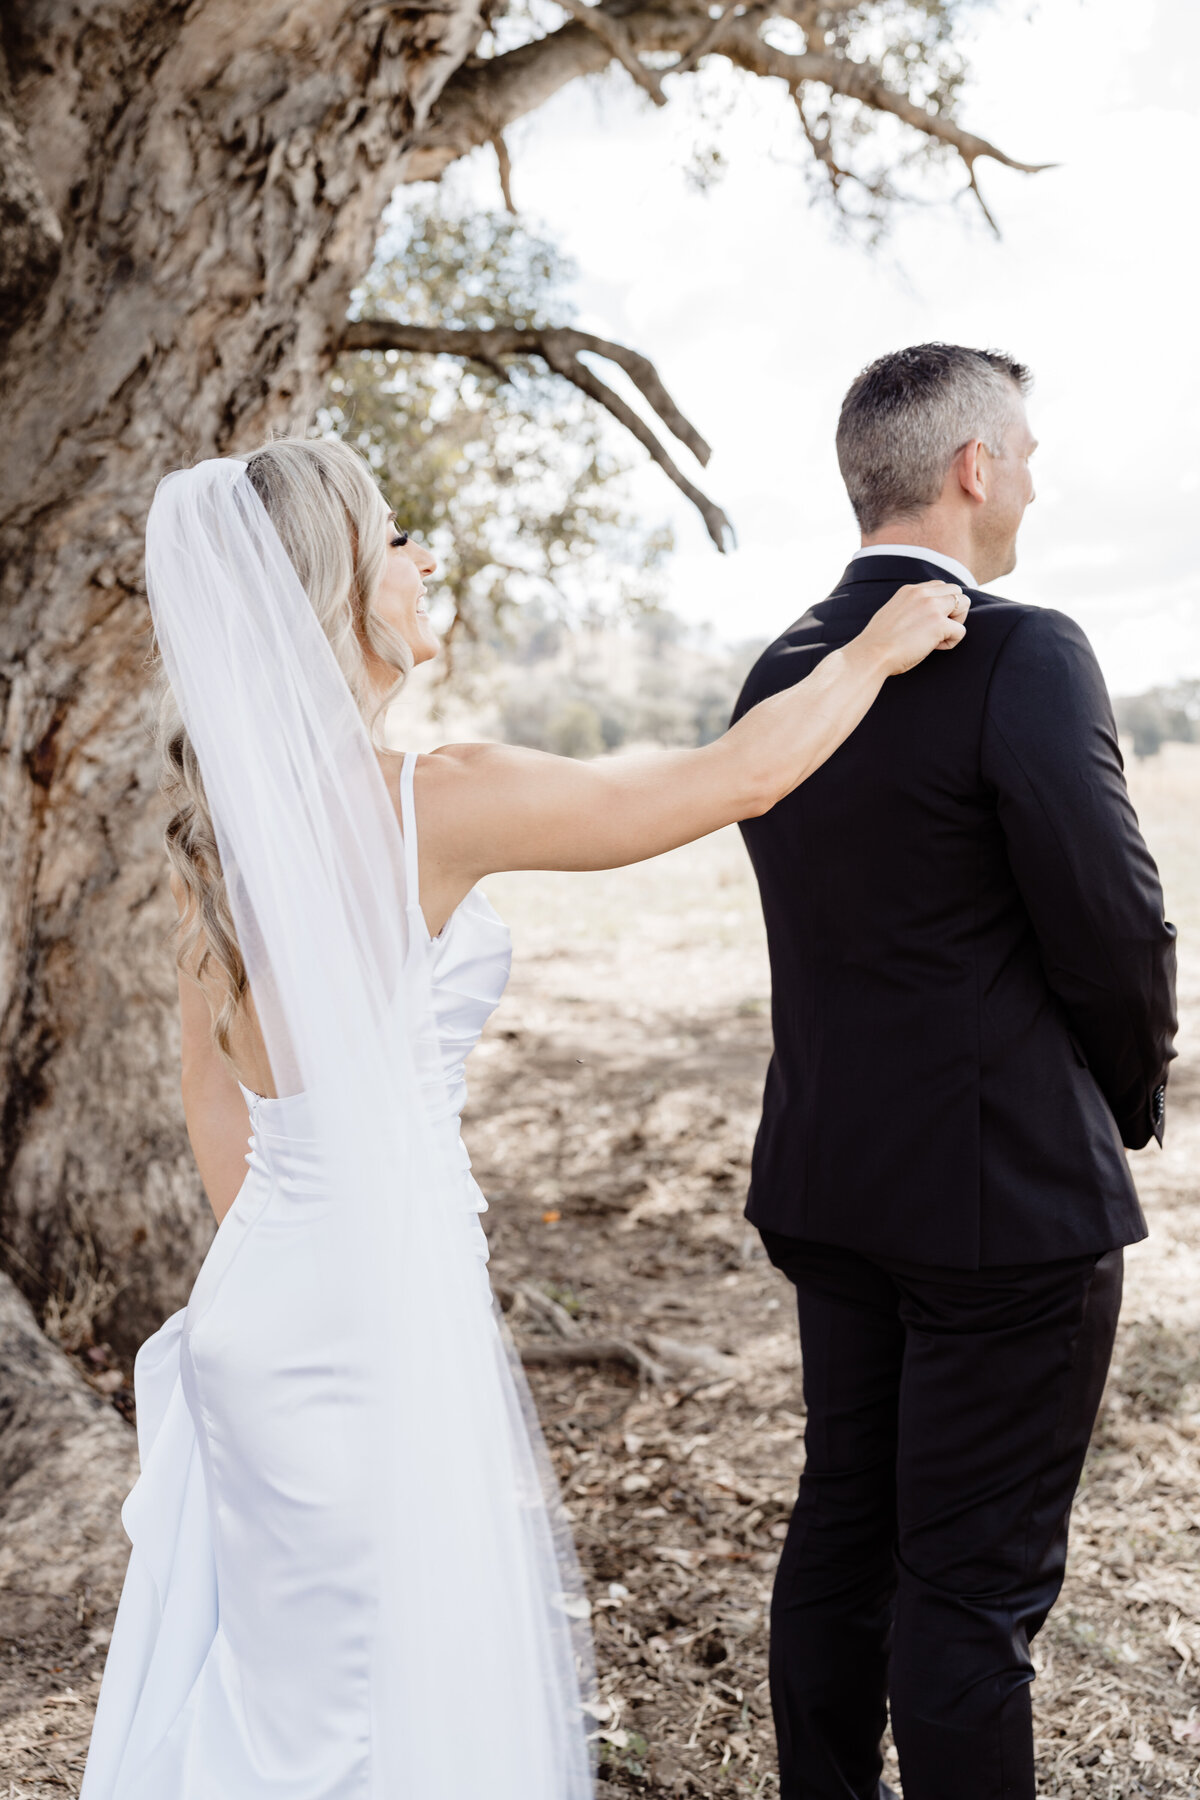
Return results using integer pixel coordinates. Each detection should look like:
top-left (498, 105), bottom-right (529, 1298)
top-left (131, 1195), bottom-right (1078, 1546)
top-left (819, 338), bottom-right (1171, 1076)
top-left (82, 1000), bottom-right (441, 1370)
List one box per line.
top-left (145, 457), bottom-right (595, 1795)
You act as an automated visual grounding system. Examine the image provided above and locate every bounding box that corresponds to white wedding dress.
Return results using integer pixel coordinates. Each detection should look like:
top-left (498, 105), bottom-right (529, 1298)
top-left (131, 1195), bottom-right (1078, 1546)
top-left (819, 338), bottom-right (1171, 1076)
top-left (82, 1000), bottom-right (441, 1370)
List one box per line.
top-left (81, 753), bottom-right (517, 1799)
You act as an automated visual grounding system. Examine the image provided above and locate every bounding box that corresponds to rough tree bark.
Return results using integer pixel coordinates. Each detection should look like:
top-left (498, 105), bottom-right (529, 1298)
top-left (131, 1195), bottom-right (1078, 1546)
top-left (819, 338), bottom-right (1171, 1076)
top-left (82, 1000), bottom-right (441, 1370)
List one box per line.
top-left (0, 1), bottom-right (1037, 1385)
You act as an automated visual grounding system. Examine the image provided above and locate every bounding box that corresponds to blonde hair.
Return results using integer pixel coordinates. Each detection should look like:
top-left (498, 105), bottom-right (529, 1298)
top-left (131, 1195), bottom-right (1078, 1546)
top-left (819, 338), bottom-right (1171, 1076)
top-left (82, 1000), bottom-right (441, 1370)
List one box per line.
top-left (156, 436), bottom-right (413, 1060)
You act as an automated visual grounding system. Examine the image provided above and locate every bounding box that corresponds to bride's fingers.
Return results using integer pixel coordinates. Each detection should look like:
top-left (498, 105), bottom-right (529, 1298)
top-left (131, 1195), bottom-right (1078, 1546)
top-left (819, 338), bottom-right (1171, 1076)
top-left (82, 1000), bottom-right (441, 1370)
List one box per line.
top-left (928, 586), bottom-right (968, 633)
top-left (920, 586), bottom-right (967, 637)
top-left (860, 579), bottom-right (970, 673)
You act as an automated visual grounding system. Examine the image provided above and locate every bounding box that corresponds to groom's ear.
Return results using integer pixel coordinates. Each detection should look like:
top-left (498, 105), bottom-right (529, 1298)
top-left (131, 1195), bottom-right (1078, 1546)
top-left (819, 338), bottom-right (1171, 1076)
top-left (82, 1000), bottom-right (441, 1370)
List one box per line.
top-left (953, 438), bottom-right (989, 506)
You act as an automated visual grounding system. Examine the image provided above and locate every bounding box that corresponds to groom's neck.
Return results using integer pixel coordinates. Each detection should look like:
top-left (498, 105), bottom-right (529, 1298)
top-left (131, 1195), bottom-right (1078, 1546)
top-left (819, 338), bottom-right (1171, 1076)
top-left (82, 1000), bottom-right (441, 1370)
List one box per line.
top-left (860, 509), bottom-right (984, 582)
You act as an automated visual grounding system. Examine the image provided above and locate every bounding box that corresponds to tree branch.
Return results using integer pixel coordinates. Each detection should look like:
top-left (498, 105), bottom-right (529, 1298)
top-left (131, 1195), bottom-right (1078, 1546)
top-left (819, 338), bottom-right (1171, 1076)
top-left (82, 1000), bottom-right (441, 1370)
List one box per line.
top-left (402, 21), bottom-right (613, 182)
top-left (673, 3), bottom-right (766, 79)
top-left (341, 318), bottom-right (733, 549)
top-left (403, 7), bottom-right (1048, 194)
top-left (554, 0), bottom-right (667, 106)
top-left (717, 31), bottom-right (1052, 179)
top-left (491, 133), bottom-right (517, 212)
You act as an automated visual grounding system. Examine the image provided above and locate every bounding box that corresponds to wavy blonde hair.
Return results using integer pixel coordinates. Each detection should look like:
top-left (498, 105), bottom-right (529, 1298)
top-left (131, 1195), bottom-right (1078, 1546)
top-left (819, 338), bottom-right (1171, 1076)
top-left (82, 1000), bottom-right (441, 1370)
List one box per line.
top-left (156, 436), bottom-right (414, 1060)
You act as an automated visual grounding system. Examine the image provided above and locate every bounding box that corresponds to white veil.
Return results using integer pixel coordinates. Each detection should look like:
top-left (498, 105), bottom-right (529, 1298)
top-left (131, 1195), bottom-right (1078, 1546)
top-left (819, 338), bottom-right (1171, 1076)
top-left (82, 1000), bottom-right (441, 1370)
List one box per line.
top-left (145, 457), bottom-right (595, 1796)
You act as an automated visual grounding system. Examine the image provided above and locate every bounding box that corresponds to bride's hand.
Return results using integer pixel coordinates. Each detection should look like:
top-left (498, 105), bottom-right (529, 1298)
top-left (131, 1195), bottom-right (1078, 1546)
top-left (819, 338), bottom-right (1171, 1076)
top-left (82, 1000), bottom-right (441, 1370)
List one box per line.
top-left (854, 580), bottom-right (970, 677)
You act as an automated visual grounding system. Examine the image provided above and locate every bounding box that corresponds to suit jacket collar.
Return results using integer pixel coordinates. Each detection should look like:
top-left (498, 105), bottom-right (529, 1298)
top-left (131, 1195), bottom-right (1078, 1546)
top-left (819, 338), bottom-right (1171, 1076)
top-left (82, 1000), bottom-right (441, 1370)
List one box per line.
top-left (851, 544), bottom-right (977, 587)
top-left (833, 552), bottom-right (985, 601)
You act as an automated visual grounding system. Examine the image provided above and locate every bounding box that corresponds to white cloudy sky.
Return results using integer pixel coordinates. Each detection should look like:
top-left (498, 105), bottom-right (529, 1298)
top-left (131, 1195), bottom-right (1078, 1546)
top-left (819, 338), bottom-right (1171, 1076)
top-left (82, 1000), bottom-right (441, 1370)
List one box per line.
top-left (442, 0), bottom-right (1199, 695)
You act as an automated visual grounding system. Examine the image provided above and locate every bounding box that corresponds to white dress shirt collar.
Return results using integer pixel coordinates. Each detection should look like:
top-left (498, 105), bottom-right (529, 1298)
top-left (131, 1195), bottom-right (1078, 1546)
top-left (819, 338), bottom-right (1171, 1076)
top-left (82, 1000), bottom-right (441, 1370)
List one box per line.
top-left (851, 544), bottom-right (977, 590)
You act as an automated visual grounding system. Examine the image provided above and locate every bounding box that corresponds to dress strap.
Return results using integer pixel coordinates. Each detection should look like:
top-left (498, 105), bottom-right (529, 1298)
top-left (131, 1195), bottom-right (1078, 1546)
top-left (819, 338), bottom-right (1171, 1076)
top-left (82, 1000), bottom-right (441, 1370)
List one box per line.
top-left (399, 750), bottom-right (421, 907)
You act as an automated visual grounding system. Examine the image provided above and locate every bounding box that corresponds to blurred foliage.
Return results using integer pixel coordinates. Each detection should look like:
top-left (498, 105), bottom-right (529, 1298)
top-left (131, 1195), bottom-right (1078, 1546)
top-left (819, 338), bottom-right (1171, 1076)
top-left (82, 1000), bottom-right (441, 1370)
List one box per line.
top-left (317, 196), bottom-right (673, 685)
top-left (1114, 684), bottom-right (1200, 761)
top-left (486, 599), bottom-right (765, 757)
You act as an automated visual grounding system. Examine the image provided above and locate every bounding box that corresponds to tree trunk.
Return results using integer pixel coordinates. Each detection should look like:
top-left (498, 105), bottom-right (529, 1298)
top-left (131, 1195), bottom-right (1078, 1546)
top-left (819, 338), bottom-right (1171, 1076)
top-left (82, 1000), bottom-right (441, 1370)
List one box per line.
top-left (0, 0), bottom-right (483, 1357)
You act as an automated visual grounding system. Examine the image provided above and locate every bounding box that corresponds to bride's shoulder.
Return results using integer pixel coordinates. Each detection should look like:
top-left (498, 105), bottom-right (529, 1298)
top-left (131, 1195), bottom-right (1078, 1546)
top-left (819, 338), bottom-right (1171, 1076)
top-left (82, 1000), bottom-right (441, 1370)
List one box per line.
top-left (407, 743), bottom-right (533, 874)
top-left (412, 741), bottom-right (535, 786)
top-left (409, 742), bottom-right (514, 813)
top-left (410, 743), bottom-right (554, 846)
top-left (417, 741), bottom-right (494, 768)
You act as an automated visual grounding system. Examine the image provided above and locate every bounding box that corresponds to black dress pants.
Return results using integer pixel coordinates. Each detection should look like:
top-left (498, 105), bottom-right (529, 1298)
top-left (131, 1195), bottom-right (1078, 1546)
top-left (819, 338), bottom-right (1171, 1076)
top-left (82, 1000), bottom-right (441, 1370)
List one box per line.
top-left (759, 1232), bottom-right (1123, 1800)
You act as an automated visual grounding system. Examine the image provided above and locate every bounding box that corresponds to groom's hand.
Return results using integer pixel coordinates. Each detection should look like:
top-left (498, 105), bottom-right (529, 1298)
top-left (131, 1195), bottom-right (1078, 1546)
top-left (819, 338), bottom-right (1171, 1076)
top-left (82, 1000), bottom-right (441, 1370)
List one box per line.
top-left (856, 580), bottom-right (970, 676)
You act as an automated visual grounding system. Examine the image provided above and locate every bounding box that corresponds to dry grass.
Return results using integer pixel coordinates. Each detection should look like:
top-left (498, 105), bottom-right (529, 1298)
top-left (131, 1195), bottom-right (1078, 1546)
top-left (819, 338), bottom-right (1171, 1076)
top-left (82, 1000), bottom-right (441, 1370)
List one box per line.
top-left (2, 745), bottom-right (1197, 1798)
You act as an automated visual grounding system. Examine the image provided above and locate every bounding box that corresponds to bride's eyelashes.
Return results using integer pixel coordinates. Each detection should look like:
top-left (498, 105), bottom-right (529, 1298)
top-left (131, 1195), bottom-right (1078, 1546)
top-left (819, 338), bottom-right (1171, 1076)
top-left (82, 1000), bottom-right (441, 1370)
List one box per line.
top-left (390, 530), bottom-right (409, 549)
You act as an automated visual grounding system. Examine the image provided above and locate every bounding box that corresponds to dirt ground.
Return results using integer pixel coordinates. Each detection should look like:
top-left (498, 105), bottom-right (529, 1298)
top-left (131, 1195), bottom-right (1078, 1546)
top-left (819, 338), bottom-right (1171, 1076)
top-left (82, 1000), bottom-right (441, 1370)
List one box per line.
top-left (2, 743), bottom-right (1197, 1797)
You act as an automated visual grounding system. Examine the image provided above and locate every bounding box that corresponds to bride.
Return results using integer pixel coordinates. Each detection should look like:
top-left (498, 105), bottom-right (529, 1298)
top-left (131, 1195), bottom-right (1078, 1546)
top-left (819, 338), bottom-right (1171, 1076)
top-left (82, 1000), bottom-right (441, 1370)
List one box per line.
top-left (80, 436), bottom-right (967, 1799)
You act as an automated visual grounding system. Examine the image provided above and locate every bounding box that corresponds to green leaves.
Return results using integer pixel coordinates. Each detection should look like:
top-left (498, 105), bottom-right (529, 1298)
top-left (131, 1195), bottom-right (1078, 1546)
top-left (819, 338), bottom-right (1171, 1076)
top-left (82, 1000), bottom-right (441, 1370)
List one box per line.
top-left (320, 195), bottom-right (672, 683)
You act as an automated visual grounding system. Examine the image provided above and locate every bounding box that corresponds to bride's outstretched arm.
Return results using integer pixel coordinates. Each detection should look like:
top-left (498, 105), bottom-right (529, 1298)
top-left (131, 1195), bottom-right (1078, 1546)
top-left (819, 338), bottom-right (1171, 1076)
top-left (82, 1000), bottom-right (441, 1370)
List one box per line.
top-left (416, 580), bottom-right (967, 894)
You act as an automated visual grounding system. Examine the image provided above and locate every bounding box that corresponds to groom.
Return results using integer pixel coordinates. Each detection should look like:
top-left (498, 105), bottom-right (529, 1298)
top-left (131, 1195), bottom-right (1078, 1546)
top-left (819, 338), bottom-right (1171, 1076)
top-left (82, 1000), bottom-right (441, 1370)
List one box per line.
top-left (733, 344), bottom-right (1177, 1800)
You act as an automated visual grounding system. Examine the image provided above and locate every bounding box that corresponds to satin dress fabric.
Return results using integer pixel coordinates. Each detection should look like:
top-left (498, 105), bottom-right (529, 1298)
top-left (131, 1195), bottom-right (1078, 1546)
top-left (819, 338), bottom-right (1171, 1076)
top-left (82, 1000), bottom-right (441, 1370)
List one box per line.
top-left (81, 752), bottom-right (512, 1798)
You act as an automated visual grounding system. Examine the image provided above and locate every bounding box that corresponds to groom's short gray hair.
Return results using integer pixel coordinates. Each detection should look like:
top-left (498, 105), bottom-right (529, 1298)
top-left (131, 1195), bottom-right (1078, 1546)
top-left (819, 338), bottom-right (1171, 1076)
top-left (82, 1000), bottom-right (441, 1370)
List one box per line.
top-left (837, 343), bottom-right (1032, 535)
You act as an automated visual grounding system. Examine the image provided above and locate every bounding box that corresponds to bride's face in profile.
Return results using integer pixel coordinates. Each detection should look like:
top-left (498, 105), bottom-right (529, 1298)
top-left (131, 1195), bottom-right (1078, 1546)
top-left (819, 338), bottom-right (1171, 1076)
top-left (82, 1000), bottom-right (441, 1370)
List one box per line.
top-left (373, 514), bottom-right (439, 667)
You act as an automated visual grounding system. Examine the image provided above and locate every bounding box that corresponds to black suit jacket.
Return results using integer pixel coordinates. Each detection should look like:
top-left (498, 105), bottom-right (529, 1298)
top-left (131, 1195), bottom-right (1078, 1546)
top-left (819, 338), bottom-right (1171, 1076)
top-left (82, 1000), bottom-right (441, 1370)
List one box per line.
top-left (732, 555), bottom-right (1177, 1267)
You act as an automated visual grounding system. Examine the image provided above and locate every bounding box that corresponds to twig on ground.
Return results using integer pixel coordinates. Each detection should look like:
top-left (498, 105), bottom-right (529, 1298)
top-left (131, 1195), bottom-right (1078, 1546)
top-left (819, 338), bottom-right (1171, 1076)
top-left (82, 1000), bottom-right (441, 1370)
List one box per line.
top-left (645, 1332), bottom-right (741, 1377)
top-left (513, 1279), bottom-right (585, 1339)
top-left (518, 1338), bottom-right (668, 1385)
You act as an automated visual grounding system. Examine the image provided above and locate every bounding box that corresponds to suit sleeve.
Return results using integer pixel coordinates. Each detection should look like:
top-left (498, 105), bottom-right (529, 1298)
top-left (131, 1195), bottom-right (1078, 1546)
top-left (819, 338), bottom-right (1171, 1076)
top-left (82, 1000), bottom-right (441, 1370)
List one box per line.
top-left (980, 608), bottom-right (1177, 1148)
